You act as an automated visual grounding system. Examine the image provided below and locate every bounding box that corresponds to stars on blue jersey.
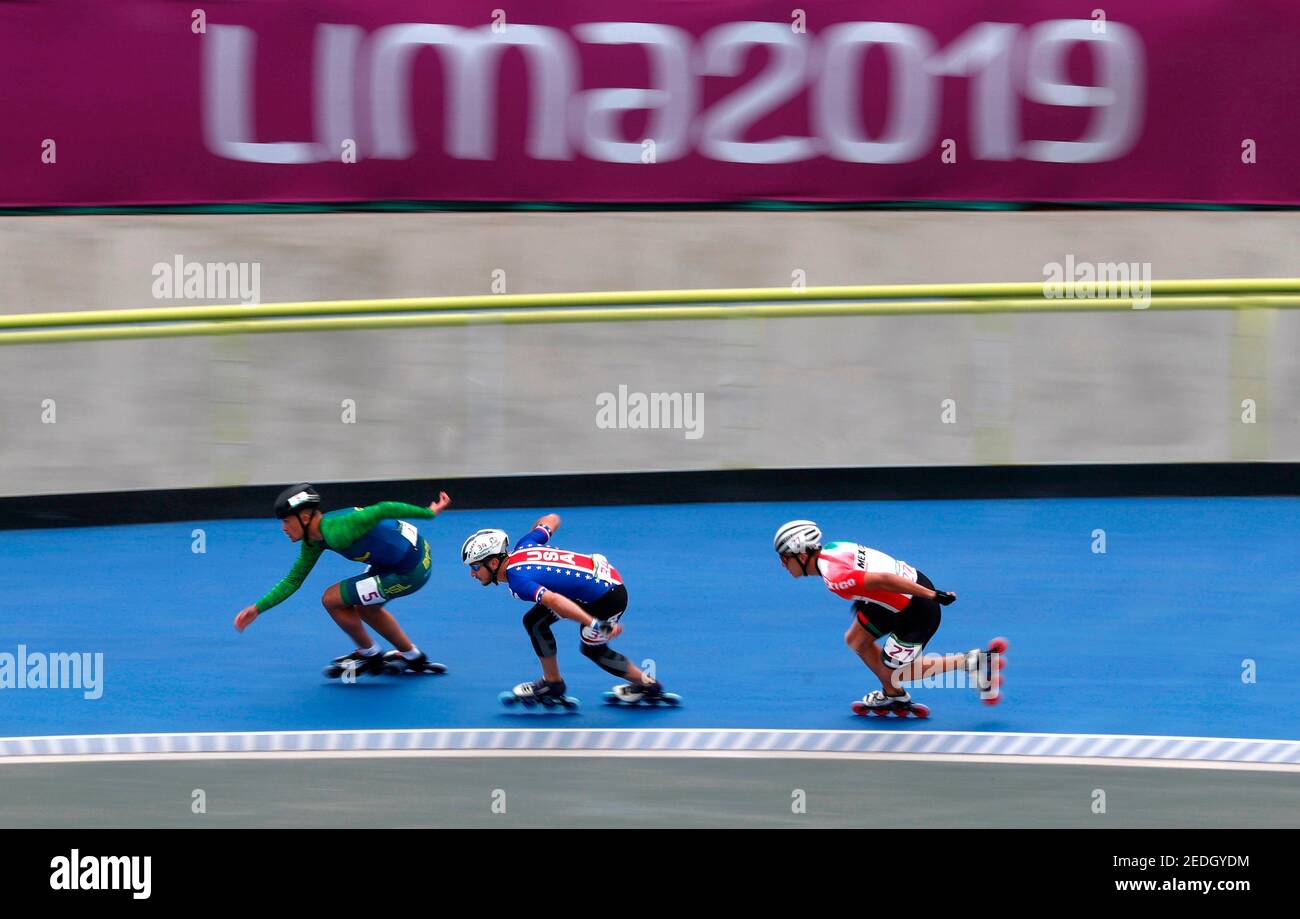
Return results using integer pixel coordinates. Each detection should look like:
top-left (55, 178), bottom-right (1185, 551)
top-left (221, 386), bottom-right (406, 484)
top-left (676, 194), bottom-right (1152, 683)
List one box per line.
top-left (505, 525), bottom-right (618, 604)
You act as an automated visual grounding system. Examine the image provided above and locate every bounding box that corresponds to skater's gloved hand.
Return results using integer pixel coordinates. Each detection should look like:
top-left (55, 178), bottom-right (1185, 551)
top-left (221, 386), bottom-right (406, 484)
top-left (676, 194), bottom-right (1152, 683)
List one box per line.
top-left (587, 618), bottom-right (622, 641)
top-left (234, 605), bottom-right (260, 632)
top-left (933, 590), bottom-right (957, 606)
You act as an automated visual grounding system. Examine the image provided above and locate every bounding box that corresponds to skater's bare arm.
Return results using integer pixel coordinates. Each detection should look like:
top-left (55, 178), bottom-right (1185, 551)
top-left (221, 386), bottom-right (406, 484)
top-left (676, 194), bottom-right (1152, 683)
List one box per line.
top-left (861, 572), bottom-right (949, 601)
top-left (533, 513), bottom-right (560, 534)
top-left (538, 589), bottom-right (593, 626)
top-left (539, 590), bottom-right (624, 639)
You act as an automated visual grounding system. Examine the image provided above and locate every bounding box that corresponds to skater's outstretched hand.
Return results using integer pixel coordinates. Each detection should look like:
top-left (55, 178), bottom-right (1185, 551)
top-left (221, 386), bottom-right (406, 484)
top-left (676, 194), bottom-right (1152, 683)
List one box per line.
top-left (429, 491), bottom-right (452, 515)
top-left (234, 605), bottom-right (260, 632)
top-left (934, 590), bottom-right (957, 606)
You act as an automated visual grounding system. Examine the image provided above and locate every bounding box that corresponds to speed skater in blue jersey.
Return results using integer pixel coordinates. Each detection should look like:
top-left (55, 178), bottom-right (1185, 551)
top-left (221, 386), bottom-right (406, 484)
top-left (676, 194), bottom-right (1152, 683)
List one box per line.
top-left (233, 483), bottom-right (453, 678)
top-left (460, 512), bottom-right (671, 704)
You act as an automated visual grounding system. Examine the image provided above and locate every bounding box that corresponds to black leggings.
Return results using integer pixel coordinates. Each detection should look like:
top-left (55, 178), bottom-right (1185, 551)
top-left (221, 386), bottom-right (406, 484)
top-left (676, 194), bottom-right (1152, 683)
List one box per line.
top-left (852, 572), bottom-right (942, 644)
top-left (522, 585), bottom-right (632, 678)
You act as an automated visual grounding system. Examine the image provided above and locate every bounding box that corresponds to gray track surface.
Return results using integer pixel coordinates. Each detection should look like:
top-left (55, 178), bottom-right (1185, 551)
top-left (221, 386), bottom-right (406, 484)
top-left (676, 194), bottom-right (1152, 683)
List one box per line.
top-left (2, 757), bottom-right (1297, 827)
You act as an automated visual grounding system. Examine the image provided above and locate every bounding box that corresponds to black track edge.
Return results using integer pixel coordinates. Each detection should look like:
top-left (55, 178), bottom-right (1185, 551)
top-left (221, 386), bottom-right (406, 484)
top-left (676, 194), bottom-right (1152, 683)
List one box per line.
top-left (1, 463), bottom-right (1295, 530)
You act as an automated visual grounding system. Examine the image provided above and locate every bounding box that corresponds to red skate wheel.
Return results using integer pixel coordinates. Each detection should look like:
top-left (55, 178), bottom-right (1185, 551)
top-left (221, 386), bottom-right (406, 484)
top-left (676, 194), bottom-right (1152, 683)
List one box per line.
top-left (988, 637), bottom-right (1009, 654)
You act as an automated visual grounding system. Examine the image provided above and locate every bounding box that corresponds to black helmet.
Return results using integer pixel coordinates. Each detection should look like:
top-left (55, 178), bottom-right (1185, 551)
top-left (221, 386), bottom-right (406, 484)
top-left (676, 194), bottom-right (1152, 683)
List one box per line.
top-left (274, 483), bottom-right (321, 519)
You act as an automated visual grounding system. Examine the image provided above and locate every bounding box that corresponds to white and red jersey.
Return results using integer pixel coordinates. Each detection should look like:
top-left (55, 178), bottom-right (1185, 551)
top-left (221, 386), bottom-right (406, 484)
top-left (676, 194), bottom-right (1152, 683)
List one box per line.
top-left (816, 540), bottom-right (919, 612)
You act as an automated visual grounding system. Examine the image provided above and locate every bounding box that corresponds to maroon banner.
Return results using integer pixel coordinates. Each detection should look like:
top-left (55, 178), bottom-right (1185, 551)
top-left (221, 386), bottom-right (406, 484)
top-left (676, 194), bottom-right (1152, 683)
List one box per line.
top-left (1, 1), bottom-right (1295, 206)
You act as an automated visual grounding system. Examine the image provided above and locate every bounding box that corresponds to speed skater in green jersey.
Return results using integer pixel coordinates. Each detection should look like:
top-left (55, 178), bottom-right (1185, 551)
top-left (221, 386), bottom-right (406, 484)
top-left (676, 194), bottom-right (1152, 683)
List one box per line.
top-left (233, 483), bottom-right (453, 679)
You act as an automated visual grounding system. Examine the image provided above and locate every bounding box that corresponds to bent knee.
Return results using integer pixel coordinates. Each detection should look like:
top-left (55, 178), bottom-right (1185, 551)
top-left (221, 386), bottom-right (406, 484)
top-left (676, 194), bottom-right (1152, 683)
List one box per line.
top-left (845, 626), bottom-right (871, 650)
top-left (522, 604), bottom-right (550, 627)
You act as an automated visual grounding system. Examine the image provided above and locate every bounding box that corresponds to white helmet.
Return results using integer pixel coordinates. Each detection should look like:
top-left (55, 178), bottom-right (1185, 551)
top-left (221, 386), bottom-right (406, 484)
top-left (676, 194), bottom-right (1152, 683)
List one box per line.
top-left (461, 528), bottom-right (510, 565)
top-left (774, 519), bottom-right (822, 556)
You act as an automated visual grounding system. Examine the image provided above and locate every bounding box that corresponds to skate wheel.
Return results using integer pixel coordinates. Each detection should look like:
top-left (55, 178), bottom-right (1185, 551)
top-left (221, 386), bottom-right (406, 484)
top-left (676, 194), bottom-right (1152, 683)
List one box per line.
top-left (981, 694), bottom-right (1002, 706)
top-left (850, 702), bottom-right (866, 716)
top-left (498, 692), bottom-right (518, 706)
top-left (662, 694), bottom-right (681, 706)
top-left (910, 704), bottom-right (931, 719)
top-left (603, 692), bottom-right (620, 705)
top-left (988, 636), bottom-right (1009, 654)
top-left (562, 698), bottom-right (580, 709)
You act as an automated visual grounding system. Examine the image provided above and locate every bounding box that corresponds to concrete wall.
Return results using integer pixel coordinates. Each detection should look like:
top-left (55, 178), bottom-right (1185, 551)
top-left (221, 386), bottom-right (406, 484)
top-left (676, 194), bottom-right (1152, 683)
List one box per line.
top-left (1, 210), bottom-right (1297, 497)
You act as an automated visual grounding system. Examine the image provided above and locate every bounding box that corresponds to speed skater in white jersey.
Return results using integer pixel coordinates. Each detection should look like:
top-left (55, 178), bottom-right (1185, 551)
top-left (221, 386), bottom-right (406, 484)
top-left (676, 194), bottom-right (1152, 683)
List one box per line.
top-left (774, 519), bottom-right (1006, 716)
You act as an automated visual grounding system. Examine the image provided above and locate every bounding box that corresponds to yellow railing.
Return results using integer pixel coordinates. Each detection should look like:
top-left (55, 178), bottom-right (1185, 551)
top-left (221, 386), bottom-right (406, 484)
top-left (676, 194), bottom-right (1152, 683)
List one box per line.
top-left (2, 278), bottom-right (1297, 346)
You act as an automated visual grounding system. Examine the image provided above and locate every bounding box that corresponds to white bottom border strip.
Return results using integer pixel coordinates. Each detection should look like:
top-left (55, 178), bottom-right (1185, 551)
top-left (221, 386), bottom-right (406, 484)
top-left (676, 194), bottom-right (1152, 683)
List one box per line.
top-left (1, 728), bottom-right (1298, 770)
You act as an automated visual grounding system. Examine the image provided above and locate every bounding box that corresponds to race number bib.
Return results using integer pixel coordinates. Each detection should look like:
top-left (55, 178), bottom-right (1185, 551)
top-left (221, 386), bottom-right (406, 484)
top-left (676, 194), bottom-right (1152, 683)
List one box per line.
top-left (882, 634), bottom-right (922, 667)
top-left (591, 553), bottom-right (613, 583)
top-left (354, 576), bottom-right (385, 606)
top-left (398, 521), bottom-right (419, 546)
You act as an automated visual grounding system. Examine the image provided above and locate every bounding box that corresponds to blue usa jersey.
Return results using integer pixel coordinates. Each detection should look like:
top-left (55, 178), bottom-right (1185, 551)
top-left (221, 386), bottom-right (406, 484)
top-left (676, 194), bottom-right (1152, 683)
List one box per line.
top-left (505, 526), bottom-right (624, 605)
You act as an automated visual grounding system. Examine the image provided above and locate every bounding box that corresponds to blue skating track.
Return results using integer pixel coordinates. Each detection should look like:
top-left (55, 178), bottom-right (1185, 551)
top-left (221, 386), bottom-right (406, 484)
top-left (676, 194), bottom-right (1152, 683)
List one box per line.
top-left (2, 497), bottom-right (1298, 745)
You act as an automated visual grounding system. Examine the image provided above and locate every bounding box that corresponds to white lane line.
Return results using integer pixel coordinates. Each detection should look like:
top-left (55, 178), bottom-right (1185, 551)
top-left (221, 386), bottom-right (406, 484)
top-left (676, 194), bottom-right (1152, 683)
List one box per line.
top-left (2, 727), bottom-right (1298, 771)
top-left (1, 749), bottom-right (1299, 772)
